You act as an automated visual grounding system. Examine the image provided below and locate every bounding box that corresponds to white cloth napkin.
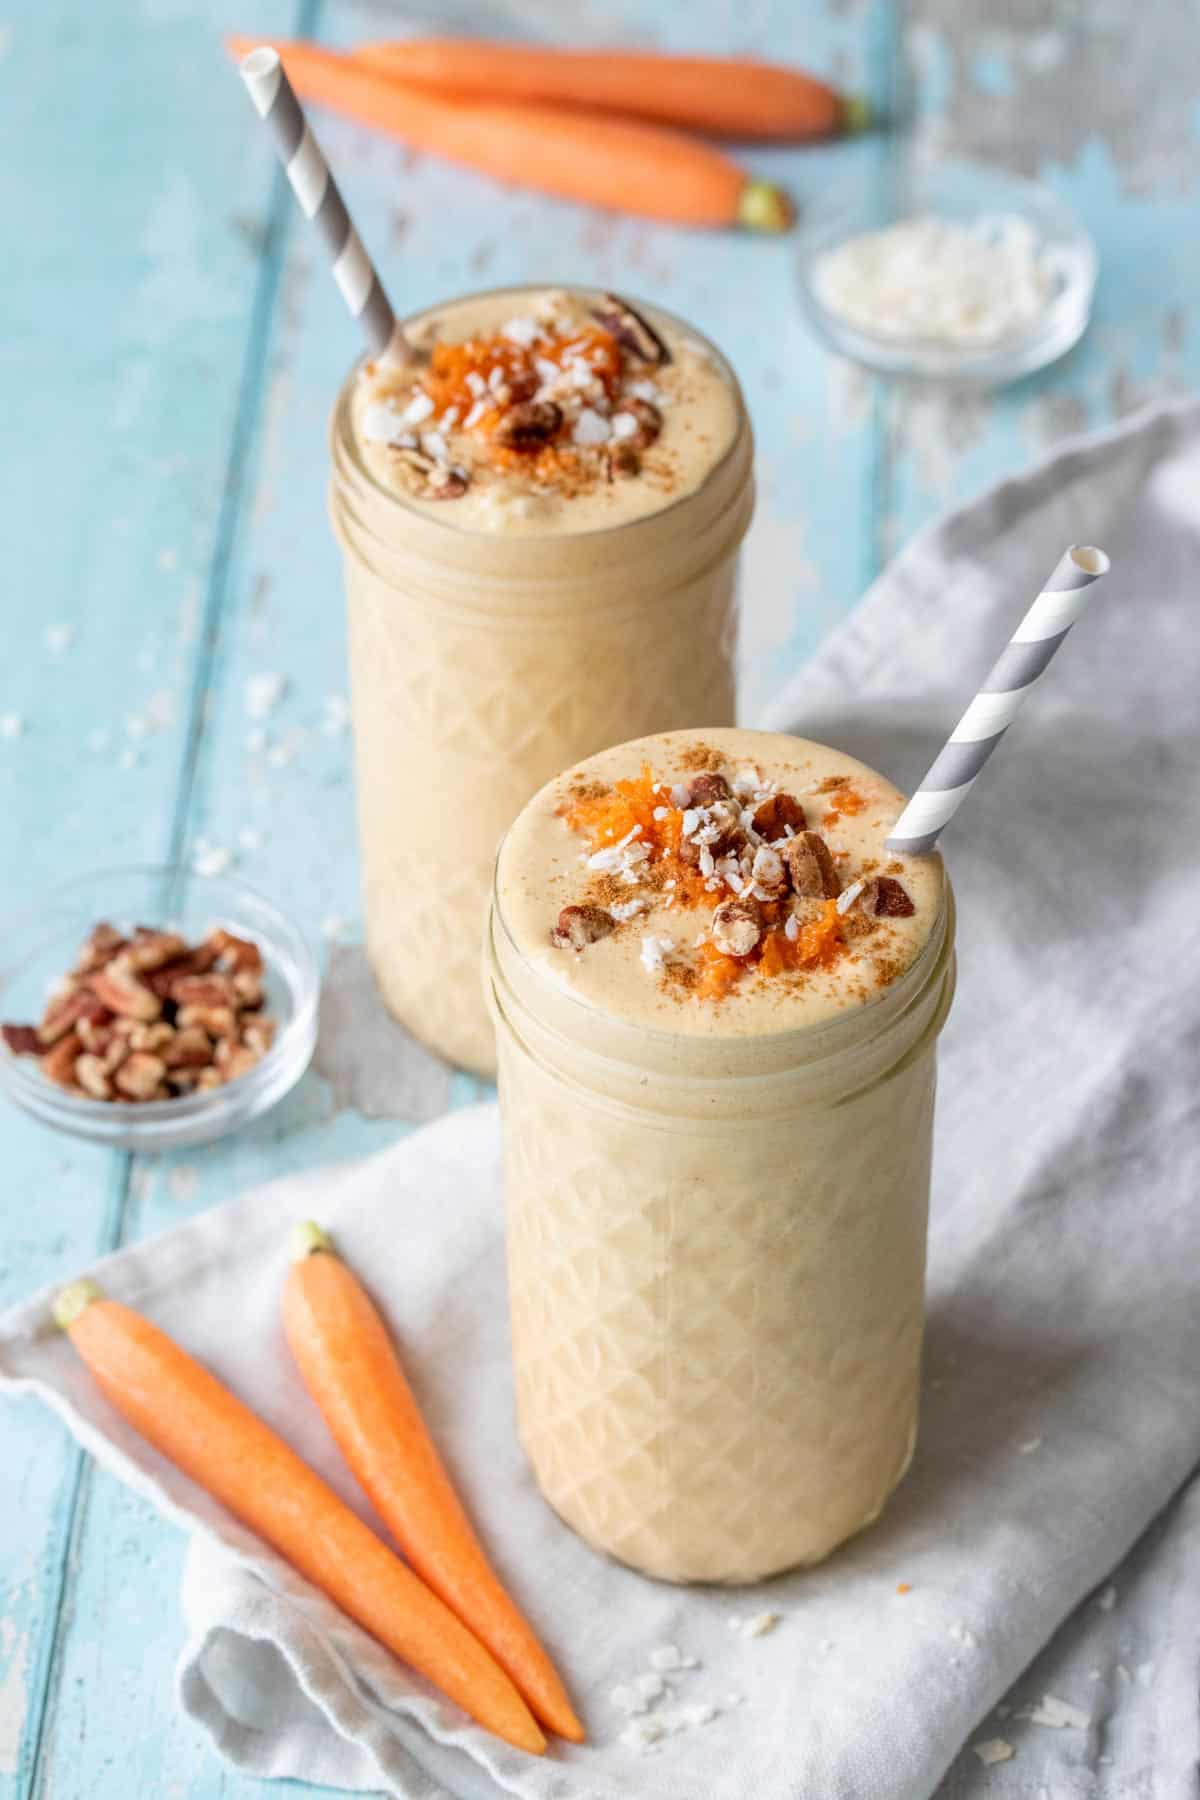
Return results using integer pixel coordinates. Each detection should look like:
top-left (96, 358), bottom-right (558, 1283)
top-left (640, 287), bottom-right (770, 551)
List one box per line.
top-left (3, 396), bottom-right (1200, 1799)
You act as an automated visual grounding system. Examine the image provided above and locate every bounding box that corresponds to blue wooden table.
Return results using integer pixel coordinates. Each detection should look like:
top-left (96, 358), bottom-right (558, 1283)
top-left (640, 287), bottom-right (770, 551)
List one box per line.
top-left (3, 1), bottom-right (1197, 1793)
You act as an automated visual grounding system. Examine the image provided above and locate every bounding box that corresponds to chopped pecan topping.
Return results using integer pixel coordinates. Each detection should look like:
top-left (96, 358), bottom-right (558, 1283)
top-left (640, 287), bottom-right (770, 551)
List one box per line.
top-left (114, 1051), bottom-right (168, 1101)
top-left (749, 843), bottom-right (788, 899)
top-left (782, 831), bottom-right (842, 899)
top-left (613, 397), bottom-right (662, 449)
top-left (177, 1002), bottom-right (238, 1038)
top-left (592, 294), bottom-right (671, 365)
top-left (605, 443), bottom-right (641, 481)
top-left (127, 1021), bottom-right (175, 1054)
top-left (551, 904), bottom-right (615, 952)
top-left (752, 793), bottom-right (807, 841)
top-left (169, 973), bottom-right (239, 1010)
top-left (215, 1040), bottom-right (260, 1083)
top-left (679, 797), bottom-right (744, 866)
top-left (711, 898), bottom-right (763, 957)
top-left (686, 772), bottom-right (733, 807)
top-left (76, 1009), bottom-right (116, 1055)
top-left (2, 1023), bottom-right (41, 1056)
top-left (868, 875), bottom-right (915, 917)
top-left (242, 1018), bottom-right (276, 1057)
top-left (390, 445), bottom-right (470, 501)
top-left (493, 400), bottom-right (563, 449)
top-left (89, 957), bottom-right (162, 1021)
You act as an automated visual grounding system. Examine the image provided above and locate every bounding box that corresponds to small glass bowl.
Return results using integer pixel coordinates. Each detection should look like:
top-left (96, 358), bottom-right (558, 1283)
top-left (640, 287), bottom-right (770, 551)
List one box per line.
top-left (797, 155), bottom-right (1097, 386)
top-left (0, 866), bottom-right (319, 1151)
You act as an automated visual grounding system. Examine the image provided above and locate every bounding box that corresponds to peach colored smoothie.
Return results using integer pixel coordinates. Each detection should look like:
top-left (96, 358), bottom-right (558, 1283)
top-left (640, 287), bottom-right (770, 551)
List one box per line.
top-left (329, 288), bottom-right (753, 1076)
top-left (487, 728), bottom-right (955, 1583)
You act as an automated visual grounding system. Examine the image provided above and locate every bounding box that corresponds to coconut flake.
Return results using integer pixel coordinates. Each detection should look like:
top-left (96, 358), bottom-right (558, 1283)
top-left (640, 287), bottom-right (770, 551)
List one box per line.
top-left (836, 879), bottom-right (866, 915)
top-left (742, 1612), bottom-right (781, 1639)
top-left (401, 390), bottom-right (435, 425)
top-left (572, 407), bottom-right (611, 446)
top-left (971, 1739), bottom-right (1015, 1767)
top-left (360, 403), bottom-right (404, 443)
top-left (245, 672), bottom-right (287, 719)
top-left (502, 315), bottom-right (540, 347)
top-left (640, 936), bottom-right (674, 975)
top-left (1023, 1694), bottom-right (1089, 1730)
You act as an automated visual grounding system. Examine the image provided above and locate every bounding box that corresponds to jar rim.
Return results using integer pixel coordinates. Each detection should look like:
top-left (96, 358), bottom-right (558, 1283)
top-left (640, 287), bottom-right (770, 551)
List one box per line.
top-left (330, 282), bottom-right (749, 547)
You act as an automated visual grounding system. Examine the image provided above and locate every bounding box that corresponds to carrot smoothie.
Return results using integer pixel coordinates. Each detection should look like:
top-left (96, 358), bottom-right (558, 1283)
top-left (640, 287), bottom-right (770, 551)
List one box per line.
top-left (329, 287), bottom-right (753, 1076)
top-left (487, 728), bottom-right (955, 1583)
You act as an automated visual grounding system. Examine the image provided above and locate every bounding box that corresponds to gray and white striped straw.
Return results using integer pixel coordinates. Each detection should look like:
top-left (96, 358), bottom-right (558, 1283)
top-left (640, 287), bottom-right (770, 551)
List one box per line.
top-left (239, 46), bottom-right (403, 362)
top-left (886, 544), bottom-right (1111, 856)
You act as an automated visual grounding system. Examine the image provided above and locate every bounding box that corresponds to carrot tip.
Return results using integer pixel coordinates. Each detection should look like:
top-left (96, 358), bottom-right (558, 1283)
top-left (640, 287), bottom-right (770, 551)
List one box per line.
top-left (738, 178), bottom-right (794, 234)
top-left (53, 1278), bottom-right (104, 1331)
top-left (841, 94), bottom-right (872, 134)
top-left (289, 1220), bottom-right (334, 1262)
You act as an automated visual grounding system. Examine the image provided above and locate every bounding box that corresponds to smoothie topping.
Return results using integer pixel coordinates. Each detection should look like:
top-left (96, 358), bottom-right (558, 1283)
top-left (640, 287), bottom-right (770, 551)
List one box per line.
top-left (359, 290), bottom-right (689, 505)
top-left (553, 757), bottom-right (918, 1001)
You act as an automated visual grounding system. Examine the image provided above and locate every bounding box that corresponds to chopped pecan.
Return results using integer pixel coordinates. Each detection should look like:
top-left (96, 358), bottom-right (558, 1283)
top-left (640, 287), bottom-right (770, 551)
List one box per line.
top-left (241, 1018), bottom-right (276, 1057)
top-left (711, 898), bottom-right (763, 958)
top-left (551, 905), bottom-right (615, 952)
top-left (1, 1023), bottom-right (41, 1057)
top-left (749, 843), bottom-right (788, 899)
top-left (605, 443), bottom-right (641, 481)
top-left (40, 1032), bottom-right (83, 1089)
top-left (493, 400), bottom-right (562, 449)
top-left (592, 294), bottom-right (671, 365)
top-left (194, 1067), bottom-right (223, 1092)
top-left (215, 1040), bottom-right (260, 1083)
top-left (782, 831), bottom-right (842, 899)
top-left (177, 1002), bottom-right (238, 1038)
top-left (74, 922), bottom-right (126, 974)
top-left (125, 929), bottom-right (189, 973)
top-left (679, 797), bottom-right (744, 866)
top-left (75, 1053), bottom-right (114, 1100)
top-left (168, 972), bottom-right (238, 1010)
top-left (612, 397), bottom-right (662, 450)
top-left (209, 928), bottom-right (263, 976)
top-left (231, 970), bottom-right (264, 1009)
top-left (128, 1021), bottom-right (175, 1054)
top-left (390, 445), bottom-right (470, 501)
top-left (868, 875), bottom-right (916, 918)
top-left (113, 1051), bottom-right (168, 1101)
top-left (37, 988), bottom-right (104, 1047)
top-left (88, 957), bottom-right (162, 1022)
top-left (686, 772), bottom-right (733, 807)
top-left (752, 793), bottom-right (807, 841)
top-left (76, 1009), bottom-right (116, 1054)
top-left (163, 1025), bottom-right (213, 1070)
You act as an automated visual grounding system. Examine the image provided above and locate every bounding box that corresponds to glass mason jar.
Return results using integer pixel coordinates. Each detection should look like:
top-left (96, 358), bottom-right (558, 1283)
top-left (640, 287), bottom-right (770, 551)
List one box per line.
top-left (486, 874), bottom-right (956, 1585)
top-left (328, 290), bottom-right (754, 1077)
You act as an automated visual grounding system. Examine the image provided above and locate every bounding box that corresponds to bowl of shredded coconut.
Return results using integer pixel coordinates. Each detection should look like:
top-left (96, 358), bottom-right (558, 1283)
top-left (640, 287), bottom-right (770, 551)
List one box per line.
top-left (798, 156), bottom-right (1096, 384)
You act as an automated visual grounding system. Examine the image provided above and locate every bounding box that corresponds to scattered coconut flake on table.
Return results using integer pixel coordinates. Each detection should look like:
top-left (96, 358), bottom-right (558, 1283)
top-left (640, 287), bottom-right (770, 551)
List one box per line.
top-left (971, 1739), bottom-right (1015, 1767)
top-left (741, 1612), bottom-right (782, 1639)
top-left (811, 213), bottom-right (1061, 350)
top-left (44, 623), bottom-right (73, 655)
top-left (649, 1644), bottom-right (698, 1672)
top-left (192, 840), bottom-right (233, 879)
top-left (1096, 1584), bottom-right (1118, 1611)
top-left (321, 694), bottom-right (350, 736)
top-left (246, 672), bottom-right (287, 720)
top-left (1017, 1435), bottom-right (1043, 1453)
top-left (321, 915), bottom-right (350, 942)
top-left (1022, 1693), bottom-right (1090, 1730)
top-left (0, 713), bottom-right (25, 739)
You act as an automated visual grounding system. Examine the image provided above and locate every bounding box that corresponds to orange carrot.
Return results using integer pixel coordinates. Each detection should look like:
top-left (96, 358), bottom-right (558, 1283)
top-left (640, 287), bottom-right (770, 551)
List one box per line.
top-left (225, 37), bottom-right (791, 230)
top-left (283, 1224), bottom-right (584, 1743)
top-left (352, 37), bottom-right (860, 142)
top-left (53, 1280), bottom-right (545, 1756)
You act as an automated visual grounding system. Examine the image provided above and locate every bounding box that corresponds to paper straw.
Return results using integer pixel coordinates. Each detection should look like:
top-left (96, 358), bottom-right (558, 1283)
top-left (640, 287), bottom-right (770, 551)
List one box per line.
top-left (886, 544), bottom-right (1111, 856)
top-left (238, 46), bottom-right (402, 361)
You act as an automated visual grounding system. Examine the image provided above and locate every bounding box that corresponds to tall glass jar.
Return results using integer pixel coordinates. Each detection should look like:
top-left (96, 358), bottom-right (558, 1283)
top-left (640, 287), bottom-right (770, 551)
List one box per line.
top-left (486, 865), bottom-right (956, 1585)
top-left (328, 290), bottom-right (754, 1077)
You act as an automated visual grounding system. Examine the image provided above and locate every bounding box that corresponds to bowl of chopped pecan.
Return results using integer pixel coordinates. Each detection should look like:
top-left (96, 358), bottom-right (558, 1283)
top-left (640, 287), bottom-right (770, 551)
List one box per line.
top-left (0, 866), bottom-right (319, 1149)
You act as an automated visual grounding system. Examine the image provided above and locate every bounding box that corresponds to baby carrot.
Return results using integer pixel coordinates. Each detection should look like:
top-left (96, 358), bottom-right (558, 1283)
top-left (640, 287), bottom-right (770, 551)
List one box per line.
top-left (353, 38), bottom-right (860, 141)
top-left (225, 37), bottom-right (792, 231)
top-left (283, 1224), bottom-right (584, 1744)
top-left (53, 1281), bottom-right (545, 1756)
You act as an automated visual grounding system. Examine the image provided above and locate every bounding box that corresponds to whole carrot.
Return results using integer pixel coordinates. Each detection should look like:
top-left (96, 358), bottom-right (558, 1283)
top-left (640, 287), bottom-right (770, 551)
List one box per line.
top-left (53, 1281), bottom-right (545, 1756)
top-left (354, 38), bottom-right (862, 141)
top-left (283, 1224), bottom-right (585, 1743)
top-left (224, 37), bottom-right (791, 231)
